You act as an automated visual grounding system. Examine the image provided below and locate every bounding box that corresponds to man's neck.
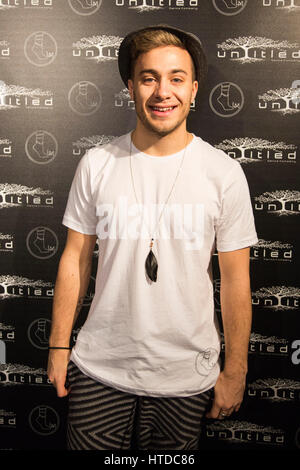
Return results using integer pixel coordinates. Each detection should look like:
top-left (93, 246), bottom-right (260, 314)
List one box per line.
top-left (131, 125), bottom-right (193, 157)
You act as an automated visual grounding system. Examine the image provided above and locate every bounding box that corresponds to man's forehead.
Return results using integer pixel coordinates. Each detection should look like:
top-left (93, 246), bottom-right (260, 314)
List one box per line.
top-left (135, 46), bottom-right (194, 73)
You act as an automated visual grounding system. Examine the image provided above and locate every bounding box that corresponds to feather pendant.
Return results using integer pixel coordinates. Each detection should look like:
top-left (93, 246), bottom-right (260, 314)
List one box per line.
top-left (145, 248), bottom-right (158, 282)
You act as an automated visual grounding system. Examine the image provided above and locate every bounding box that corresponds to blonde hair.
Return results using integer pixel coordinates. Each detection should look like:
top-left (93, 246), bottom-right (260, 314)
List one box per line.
top-left (129, 29), bottom-right (196, 81)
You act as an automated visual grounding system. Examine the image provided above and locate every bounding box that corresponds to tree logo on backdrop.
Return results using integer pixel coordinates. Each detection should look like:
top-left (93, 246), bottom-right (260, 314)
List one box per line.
top-left (212, 0), bottom-right (248, 15)
top-left (25, 131), bottom-right (58, 164)
top-left (0, 0), bottom-right (53, 10)
top-left (248, 332), bottom-right (289, 357)
top-left (115, 0), bottom-right (199, 12)
top-left (251, 239), bottom-right (294, 262)
top-left (115, 88), bottom-right (135, 109)
top-left (0, 184), bottom-right (54, 209)
top-left (0, 363), bottom-right (50, 386)
top-left (115, 0), bottom-right (163, 12)
top-left (24, 32), bottom-right (57, 67)
top-left (0, 232), bottom-right (14, 253)
top-left (247, 378), bottom-right (300, 401)
top-left (27, 318), bottom-right (51, 349)
top-left (0, 276), bottom-right (54, 300)
top-left (0, 40), bottom-right (10, 59)
top-left (217, 36), bottom-right (300, 63)
top-left (215, 137), bottom-right (297, 164)
top-left (68, 0), bottom-right (102, 15)
top-left (209, 82), bottom-right (244, 117)
top-left (29, 406), bottom-right (59, 436)
top-left (252, 286), bottom-right (300, 311)
top-left (205, 420), bottom-right (285, 446)
top-left (26, 227), bottom-right (58, 259)
top-left (72, 134), bottom-right (116, 157)
top-left (73, 134), bottom-right (116, 151)
top-left (262, 0), bottom-right (300, 12)
top-left (0, 138), bottom-right (12, 158)
top-left (68, 81), bottom-right (102, 115)
top-left (73, 35), bottom-right (123, 62)
top-left (0, 80), bottom-right (53, 110)
top-left (259, 85), bottom-right (300, 114)
top-left (254, 190), bottom-right (300, 216)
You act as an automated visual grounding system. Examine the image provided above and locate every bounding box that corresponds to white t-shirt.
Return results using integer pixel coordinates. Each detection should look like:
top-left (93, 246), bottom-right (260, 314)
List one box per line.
top-left (62, 132), bottom-right (258, 397)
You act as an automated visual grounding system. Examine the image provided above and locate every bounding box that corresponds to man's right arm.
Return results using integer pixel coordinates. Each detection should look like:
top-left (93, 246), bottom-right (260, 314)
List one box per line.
top-left (47, 228), bottom-right (97, 397)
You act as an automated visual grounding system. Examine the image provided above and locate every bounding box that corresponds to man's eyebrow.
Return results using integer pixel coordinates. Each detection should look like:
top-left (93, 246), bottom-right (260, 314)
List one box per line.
top-left (138, 68), bottom-right (188, 76)
top-left (170, 69), bottom-right (188, 75)
top-left (138, 69), bottom-right (158, 76)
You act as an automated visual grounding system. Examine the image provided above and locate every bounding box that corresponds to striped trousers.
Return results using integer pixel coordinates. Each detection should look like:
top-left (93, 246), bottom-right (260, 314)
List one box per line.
top-left (66, 361), bottom-right (213, 451)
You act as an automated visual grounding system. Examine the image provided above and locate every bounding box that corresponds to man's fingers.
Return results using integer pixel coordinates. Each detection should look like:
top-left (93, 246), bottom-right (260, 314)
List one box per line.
top-left (218, 407), bottom-right (234, 419)
top-left (56, 380), bottom-right (69, 397)
top-left (234, 403), bottom-right (241, 413)
top-left (49, 375), bottom-right (69, 397)
top-left (206, 400), bottom-right (237, 419)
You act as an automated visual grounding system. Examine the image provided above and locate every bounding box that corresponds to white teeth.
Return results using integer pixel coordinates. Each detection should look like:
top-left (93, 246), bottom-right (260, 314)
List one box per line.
top-left (152, 106), bottom-right (174, 112)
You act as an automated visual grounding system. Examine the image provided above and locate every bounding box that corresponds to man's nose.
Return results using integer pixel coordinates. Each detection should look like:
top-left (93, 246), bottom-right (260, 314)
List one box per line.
top-left (154, 79), bottom-right (171, 100)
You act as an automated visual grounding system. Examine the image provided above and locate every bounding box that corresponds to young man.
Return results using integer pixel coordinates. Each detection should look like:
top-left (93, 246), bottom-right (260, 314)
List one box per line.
top-left (47, 25), bottom-right (258, 450)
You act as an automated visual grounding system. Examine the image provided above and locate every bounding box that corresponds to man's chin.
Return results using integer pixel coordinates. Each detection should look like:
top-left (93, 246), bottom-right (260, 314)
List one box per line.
top-left (151, 129), bottom-right (174, 137)
top-left (137, 109), bottom-right (187, 138)
top-left (146, 122), bottom-right (181, 138)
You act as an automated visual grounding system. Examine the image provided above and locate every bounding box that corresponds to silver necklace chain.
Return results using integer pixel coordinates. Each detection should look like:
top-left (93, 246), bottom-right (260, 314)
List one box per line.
top-left (129, 133), bottom-right (188, 246)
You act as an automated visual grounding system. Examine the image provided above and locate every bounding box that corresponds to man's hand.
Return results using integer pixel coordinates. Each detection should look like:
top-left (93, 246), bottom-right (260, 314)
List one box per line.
top-left (206, 370), bottom-right (246, 419)
top-left (47, 349), bottom-right (71, 397)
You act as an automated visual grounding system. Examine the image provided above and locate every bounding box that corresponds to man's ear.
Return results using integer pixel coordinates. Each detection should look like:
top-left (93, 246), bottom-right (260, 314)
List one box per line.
top-left (128, 79), bottom-right (134, 100)
top-left (192, 80), bottom-right (198, 103)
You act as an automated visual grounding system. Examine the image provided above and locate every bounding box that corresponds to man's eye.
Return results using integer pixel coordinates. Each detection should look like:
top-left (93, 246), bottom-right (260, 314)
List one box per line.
top-left (172, 78), bottom-right (183, 83)
top-left (143, 77), bottom-right (155, 83)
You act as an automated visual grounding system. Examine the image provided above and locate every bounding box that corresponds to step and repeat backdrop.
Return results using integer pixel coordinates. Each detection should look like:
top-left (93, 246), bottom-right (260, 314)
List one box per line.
top-left (0, 0), bottom-right (299, 451)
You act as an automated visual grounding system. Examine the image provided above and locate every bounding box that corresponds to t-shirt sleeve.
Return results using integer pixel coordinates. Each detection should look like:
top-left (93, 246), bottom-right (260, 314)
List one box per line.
top-left (215, 162), bottom-right (258, 252)
top-left (62, 150), bottom-right (97, 235)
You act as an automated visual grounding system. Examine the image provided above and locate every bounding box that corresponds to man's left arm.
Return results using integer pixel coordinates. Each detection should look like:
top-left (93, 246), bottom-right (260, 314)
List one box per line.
top-left (206, 246), bottom-right (252, 420)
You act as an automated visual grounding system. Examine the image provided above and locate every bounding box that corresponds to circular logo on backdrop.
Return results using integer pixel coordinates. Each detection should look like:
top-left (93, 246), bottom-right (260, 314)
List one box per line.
top-left (68, 0), bottom-right (102, 15)
top-left (212, 0), bottom-right (248, 16)
top-left (29, 406), bottom-right (59, 436)
top-left (25, 131), bottom-right (58, 164)
top-left (24, 32), bottom-right (57, 67)
top-left (27, 318), bottom-right (51, 350)
top-left (68, 81), bottom-right (102, 115)
top-left (209, 82), bottom-right (244, 117)
top-left (26, 227), bottom-right (58, 259)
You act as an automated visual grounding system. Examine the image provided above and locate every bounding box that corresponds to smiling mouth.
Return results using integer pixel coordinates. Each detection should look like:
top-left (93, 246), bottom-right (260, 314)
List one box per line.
top-left (148, 105), bottom-right (177, 115)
